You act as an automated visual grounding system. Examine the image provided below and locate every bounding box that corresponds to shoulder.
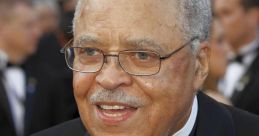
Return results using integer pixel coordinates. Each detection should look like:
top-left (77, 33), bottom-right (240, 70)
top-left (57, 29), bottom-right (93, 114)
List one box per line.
top-left (225, 105), bottom-right (259, 135)
top-left (197, 92), bottom-right (259, 136)
top-left (31, 118), bottom-right (87, 136)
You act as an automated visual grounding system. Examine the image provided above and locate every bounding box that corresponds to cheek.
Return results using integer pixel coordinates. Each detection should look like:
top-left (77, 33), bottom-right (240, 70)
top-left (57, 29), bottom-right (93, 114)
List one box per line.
top-left (132, 59), bottom-right (195, 135)
top-left (73, 72), bottom-right (97, 100)
top-left (168, 54), bottom-right (195, 91)
top-left (135, 54), bottom-right (195, 99)
top-left (134, 56), bottom-right (195, 115)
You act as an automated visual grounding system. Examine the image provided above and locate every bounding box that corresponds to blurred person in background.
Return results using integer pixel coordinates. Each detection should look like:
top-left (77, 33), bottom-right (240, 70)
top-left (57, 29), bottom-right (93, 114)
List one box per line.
top-left (30, 0), bottom-right (79, 119)
top-left (0, 1), bottom-right (40, 135)
top-left (0, 0), bottom-right (73, 136)
top-left (214, 0), bottom-right (259, 114)
top-left (204, 20), bottom-right (232, 105)
top-left (34, 0), bottom-right (59, 35)
top-left (31, 0), bottom-right (64, 72)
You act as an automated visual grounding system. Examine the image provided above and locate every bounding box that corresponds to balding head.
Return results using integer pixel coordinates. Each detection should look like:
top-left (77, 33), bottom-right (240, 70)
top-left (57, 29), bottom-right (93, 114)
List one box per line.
top-left (73, 0), bottom-right (212, 51)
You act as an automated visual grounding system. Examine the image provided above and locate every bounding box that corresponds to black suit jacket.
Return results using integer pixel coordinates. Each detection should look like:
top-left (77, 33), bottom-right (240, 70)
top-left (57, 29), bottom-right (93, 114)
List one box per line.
top-left (231, 43), bottom-right (259, 115)
top-left (31, 92), bottom-right (259, 136)
top-left (0, 73), bottom-right (16, 136)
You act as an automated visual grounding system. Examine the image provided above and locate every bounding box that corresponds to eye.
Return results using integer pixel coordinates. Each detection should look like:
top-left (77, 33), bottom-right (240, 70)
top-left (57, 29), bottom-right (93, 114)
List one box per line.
top-left (135, 52), bottom-right (150, 60)
top-left (82, 48), bottom-right (100, 56)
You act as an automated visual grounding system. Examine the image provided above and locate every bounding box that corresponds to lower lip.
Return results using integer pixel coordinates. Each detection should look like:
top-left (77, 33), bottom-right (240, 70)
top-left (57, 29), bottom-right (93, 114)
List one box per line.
top-left (96, 106), bottom-right (137, 125)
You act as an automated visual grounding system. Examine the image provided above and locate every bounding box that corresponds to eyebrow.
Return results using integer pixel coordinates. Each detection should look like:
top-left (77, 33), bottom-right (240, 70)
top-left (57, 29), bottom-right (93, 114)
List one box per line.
top-left (74, 34), bottom-right (102, 47)
top-left (125, 38), bottom-right (166, 53)
top-left (74, 34), bottom-right (166, 54)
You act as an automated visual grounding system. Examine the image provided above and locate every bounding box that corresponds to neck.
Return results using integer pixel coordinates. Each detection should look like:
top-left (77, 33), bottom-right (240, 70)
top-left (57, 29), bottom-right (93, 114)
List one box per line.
top-left (204, 76), bottom-right (219, 92)
top-left (232, 31), bottom-right (257, 53)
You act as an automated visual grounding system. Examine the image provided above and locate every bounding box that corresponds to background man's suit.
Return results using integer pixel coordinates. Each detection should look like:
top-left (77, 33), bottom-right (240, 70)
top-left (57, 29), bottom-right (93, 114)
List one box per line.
top-left (0, 61), bottom-right (77, 136)
top-left (0, 71), bottom-right (16, 136)
top-left (231, 42), bottom-right (259, 115)
top-left (32, 92), bottom-right (259, 136)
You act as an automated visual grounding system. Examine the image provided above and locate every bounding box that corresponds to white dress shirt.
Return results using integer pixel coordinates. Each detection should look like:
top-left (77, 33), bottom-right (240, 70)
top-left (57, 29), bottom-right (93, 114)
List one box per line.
top-left (4, 67), bottom-right (26, 136)
top-left (173, 96), bottom-right (198, 136)
top-left (219, 39), bottom-right (259, 98)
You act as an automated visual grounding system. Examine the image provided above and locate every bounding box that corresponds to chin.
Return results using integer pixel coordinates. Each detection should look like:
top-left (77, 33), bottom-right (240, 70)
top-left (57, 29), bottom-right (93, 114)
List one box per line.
top-left (81, 105), bottom-right (154, 136)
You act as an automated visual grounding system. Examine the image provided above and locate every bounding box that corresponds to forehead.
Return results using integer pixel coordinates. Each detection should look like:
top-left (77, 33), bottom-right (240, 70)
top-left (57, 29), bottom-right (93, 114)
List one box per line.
top-left (74, 0), bottom-right (184, 50)
top-left (13, 4), bottom-right (34, 21)
top-left (14, 4), bottom-right (31, 14)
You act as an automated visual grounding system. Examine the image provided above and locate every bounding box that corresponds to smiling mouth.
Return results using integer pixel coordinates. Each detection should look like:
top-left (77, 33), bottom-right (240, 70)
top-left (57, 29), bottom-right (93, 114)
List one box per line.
top-left (95, 103), bottom-right (138, 125)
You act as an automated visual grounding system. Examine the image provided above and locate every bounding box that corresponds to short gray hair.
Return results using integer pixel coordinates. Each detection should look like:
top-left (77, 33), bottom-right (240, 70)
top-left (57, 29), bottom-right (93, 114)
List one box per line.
top-left (73, 0), bottom-right (85, 33)
top-left (178, 0), bottom-right (212, 52)
top-left (73, 0), bottom-right (212, 51)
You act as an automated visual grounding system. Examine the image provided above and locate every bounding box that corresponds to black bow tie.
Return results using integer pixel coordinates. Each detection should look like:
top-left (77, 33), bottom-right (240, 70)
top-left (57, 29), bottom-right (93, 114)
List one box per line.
top-left (231, 55), bottom-right (244, 64)
top-left (231, 45), bottom-right (259, 64)
top-left (230, 54), bottom-right (244, 64)
top-left (6, 62), bottom-right (24, 69)
top-left (7, 62), bottom-right (16, 67)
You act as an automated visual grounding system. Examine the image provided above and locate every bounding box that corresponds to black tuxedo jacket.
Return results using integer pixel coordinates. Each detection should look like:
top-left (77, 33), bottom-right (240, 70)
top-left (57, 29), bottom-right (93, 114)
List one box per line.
top-left (0, 62), bottom-right (77, 136)
top-left (231, 43), bottom-right (259, 115)
top-left (31, 92), bottom-right (259, 136)
top-left (0, 73), bottom-right (16, 136)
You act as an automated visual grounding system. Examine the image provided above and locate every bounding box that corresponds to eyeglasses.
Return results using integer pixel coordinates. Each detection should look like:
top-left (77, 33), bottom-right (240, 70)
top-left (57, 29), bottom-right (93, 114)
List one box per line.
top-left (61, 37), bottom-right (198, 76)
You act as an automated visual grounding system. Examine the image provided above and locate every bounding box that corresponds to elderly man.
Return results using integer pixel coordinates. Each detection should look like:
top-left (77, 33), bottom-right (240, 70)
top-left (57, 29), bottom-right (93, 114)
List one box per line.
top-left (33, 0), bottom-right (259, 136)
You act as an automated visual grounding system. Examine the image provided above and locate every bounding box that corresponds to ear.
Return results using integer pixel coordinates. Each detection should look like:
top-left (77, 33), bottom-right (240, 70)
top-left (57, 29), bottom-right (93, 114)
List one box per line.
top-left (193, 41), bottom-right (210, 91)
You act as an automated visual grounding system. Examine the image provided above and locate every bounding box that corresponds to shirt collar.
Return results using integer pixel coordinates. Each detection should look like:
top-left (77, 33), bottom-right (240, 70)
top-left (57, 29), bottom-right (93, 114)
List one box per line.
top-left (238, 39), bottom-right (258, 56)
top-left (173, 95), bottom-right (198, 136)
top-left (0, 49), bottom-right (8, 70)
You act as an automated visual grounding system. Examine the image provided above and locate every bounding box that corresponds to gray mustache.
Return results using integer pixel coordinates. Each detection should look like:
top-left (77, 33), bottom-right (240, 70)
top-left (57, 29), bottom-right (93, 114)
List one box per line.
top-left (89, 89), bottom-right (145, 108)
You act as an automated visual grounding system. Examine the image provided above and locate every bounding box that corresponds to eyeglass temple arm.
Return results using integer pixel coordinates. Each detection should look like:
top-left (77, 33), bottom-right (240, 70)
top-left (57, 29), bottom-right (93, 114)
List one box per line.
top-left (60, 39), bottom-right (74, 54)
top-left (160, 37), bottom-right (199, 60)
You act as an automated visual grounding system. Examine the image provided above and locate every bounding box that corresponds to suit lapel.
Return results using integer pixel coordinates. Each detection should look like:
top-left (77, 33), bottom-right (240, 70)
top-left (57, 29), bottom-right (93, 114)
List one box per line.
top-left (231, 71), bottom-right (252, 103)
top-left (195, 92), bottom-right (235, 136)
top-left (231, 44), bottom-right (259, 104)
top-left (24, 68), bottom-right (38, 135)
top-left (0, 75), bottom-right (16, 133)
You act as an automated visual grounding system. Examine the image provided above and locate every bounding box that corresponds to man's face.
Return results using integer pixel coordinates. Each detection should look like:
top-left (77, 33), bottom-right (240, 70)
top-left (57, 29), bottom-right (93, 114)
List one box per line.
top-left (73, 0), bottom-right (207, 135)
top-left (3, 3), bottom-right (41, 57)
top-left (214, 0), bottom-right (253, 46)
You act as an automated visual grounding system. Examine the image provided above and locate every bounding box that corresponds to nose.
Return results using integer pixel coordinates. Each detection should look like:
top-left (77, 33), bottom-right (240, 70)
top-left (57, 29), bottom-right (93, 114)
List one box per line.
top-left (96, 57), bottom-right (132, 90)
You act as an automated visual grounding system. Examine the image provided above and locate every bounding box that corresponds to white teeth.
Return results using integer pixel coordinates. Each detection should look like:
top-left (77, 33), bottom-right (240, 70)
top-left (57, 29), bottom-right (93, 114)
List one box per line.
top-left (99, 105), bottom-right (126, 110)
top-left (103, 112), bottom-right (122, 117)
